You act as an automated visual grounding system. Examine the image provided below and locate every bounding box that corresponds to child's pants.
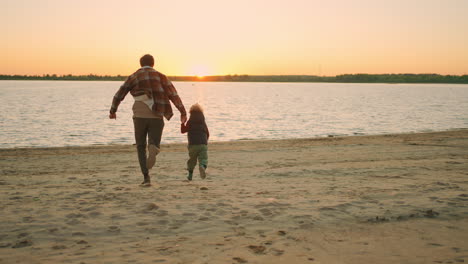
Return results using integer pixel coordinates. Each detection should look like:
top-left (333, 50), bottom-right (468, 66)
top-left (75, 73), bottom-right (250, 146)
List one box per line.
top-left (187, 144), bottom-right (208, 171)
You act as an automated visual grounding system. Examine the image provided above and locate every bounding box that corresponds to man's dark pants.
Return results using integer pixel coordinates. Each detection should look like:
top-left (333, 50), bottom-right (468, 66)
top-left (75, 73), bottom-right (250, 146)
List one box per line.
top-left (133, 118), bottom-right (164, 175)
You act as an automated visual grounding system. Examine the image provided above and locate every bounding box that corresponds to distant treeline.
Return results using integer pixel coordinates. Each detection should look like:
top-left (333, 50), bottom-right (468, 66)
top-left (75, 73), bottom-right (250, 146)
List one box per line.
top-left (0, 74), bottom-right (127, 81)
top-left (1, 73), bottom-right (468, 84)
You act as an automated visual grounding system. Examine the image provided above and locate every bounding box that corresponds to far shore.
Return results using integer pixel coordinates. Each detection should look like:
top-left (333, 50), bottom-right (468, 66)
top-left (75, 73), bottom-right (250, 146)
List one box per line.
top-left (1, 73), bottom-right (468, 84)
top-left (0, 129), bottom-right (467, 263)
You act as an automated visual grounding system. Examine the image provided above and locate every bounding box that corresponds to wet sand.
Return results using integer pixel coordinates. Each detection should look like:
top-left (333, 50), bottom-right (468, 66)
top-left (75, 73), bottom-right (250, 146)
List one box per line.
top-left (1, 130), bottom-right (467, 264)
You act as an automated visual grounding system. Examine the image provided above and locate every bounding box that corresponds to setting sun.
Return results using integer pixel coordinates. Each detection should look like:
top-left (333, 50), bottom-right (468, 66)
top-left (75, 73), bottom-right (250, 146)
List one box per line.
top-left (187, 64), bottom-right (212, 77)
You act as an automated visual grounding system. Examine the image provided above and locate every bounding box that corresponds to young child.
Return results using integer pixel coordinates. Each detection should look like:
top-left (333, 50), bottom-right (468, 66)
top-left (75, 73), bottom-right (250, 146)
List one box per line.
top-left (181, 103), bottom-right (209, 181)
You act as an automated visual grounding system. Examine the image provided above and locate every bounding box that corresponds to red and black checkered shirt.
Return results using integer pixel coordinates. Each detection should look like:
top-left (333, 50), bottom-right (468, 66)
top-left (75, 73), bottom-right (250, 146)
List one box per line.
top-left (110, 67), bottom-right (186, 120)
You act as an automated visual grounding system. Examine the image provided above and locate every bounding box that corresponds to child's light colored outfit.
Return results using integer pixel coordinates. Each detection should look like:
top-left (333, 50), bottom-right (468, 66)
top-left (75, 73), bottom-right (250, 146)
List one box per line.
top-left (181, 111), bottom-right (209, 179)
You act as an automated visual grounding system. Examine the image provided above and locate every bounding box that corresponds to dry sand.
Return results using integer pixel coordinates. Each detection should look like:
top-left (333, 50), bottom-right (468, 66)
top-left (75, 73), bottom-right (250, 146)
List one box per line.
top-left (1, 130), bottom-right (467, 264)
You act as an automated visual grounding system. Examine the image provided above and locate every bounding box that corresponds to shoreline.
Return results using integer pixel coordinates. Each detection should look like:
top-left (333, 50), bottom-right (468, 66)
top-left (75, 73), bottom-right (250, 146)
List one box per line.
top-left (2, 128), bottom-right (467, 151)
top-left (1, 129), bottom-right (467, 263)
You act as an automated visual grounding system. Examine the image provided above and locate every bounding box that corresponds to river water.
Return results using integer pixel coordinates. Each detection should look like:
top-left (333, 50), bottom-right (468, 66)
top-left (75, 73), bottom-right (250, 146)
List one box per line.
top-left (0, 81), bottom-right (467, 148)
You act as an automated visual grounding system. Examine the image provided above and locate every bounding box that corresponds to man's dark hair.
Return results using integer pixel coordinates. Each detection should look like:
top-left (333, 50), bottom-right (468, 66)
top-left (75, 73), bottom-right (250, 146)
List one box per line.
top-left (140, 54), bottom-right (154, 67)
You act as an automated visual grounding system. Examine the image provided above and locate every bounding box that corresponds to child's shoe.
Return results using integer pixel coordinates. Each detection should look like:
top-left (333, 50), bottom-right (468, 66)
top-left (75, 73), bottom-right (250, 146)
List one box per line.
top-left (199, 165), bottom-right (207, 179)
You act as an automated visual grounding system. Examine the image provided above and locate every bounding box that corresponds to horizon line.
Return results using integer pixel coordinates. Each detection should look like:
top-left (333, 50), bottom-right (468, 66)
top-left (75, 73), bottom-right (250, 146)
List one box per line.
top-left (1, 73), bottom-right (468, 77)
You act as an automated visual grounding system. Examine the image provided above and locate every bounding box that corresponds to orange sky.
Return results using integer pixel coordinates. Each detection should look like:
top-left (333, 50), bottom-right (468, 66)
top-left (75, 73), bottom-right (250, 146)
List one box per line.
top-left (2, 0), bottom-right (468, 76)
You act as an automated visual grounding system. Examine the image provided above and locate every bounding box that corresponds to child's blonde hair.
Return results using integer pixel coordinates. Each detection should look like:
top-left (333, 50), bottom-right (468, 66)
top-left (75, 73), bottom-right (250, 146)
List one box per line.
top-left (189, 103), bottom-right (204, 113)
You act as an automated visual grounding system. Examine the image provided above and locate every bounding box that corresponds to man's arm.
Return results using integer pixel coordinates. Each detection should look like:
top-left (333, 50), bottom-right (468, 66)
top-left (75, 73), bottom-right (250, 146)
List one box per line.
top-left (160, 74), bottom-right (187, 122)
top-left (109, 76), bottom-right (134, 118)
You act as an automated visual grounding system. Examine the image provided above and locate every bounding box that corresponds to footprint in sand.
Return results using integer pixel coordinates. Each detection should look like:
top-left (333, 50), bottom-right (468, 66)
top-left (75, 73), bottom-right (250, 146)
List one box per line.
top-left (170, 219), bottom-right (189, 229)
top-left (12, 240), bottom-right (33, 248)
top-left (298, 222), bottom-right (314, 230)
top-left (48, 228), bottom-right (59, 234)
top-left (157, 220), bottom-right (169, 225)
top-left (22, 216), bottom-right (33, 223)
top-left (233, 226), bottom-right (246, 236)
top-left (51, 245), bottom-right (67, 250)
top-left (153, 259), bottom-right (168, 263)
top-left (277, 230), bottom-right (287, 236)
top-left (17, 232), bottom-right (29, 238)
top-left (233, 257), bottom-right (248, 263)
top-left (88, 211), bottom-right (102, 218)
top-left (182, 212), bottom-right (196, 217)
top-left (258, 208), bottom-right (277, 217)
top-left (156, 210), bottom-right (168, 217)
top-left (66, 219), bottom-right (82, 225)
top-left (108, 226), bottom-right (120, 233)
top-left (215, 209), bottom-right (227, 216)
top-left (248, 245), bottom-right (266, 254)
top-left (224, 220), bottom-right (239, 226)
top-left (66, 213), bottom-right (87, 219)
top-left (231, 214), bottom-right (241, 220)
top-left (270, 248), bottom-right (285, 256)
top-left (240, 210), bottom-right (249, 215)
top-left (141, 203), bottom-right (159, 214)
top-left (111, 214), bottom-right (126, 220)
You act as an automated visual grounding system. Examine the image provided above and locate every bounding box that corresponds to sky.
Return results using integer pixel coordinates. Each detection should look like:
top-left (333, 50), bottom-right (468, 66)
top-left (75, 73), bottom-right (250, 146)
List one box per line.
top-left (2, 0), bottom-right (468, 76)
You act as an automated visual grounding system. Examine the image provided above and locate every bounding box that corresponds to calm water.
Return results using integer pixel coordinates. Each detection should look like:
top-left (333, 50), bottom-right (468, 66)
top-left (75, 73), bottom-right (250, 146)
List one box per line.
top-left (0, 81), bottom-right (467, 148)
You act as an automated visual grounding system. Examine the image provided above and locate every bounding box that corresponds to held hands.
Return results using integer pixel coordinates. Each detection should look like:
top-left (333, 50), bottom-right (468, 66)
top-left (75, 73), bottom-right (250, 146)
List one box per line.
top-left (109, 112), bottom-right (117, 119)
top-left (181, 114), bottom-right (187, 124)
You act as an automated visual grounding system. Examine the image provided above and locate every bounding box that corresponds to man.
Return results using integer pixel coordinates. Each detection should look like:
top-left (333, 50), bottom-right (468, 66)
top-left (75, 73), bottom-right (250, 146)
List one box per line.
top-left (109, 54), bottom-right (187, 185)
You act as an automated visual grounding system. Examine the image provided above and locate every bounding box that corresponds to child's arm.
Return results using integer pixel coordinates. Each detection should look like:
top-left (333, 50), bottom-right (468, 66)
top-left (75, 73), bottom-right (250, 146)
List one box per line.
top-left (181, 122), bottom-right (189, 134)
top-left (205, 124), bottom-right (210, 140)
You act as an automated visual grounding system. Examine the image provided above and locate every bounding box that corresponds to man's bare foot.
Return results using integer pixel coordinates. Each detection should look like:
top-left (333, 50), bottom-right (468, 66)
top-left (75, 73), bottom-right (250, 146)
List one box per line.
top-left (141, 173), bottom-right (151, 186)
top-left (147, 144), bottom-right (160, 169)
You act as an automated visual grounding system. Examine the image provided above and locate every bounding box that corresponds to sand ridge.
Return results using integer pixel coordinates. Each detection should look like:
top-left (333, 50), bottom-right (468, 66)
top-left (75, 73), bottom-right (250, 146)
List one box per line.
top-left (0, 130), bottom-right (467, 263)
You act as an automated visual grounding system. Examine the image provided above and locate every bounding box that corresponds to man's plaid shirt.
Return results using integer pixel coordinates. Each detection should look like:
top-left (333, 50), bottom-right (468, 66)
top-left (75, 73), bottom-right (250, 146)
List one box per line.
top-left (110, 67), bottom-right (186, 120)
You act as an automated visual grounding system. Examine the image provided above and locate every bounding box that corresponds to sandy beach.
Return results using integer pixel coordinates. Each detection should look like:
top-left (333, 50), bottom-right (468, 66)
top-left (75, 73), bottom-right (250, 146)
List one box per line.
top-left (1, 130), bottom-right (467, 264)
